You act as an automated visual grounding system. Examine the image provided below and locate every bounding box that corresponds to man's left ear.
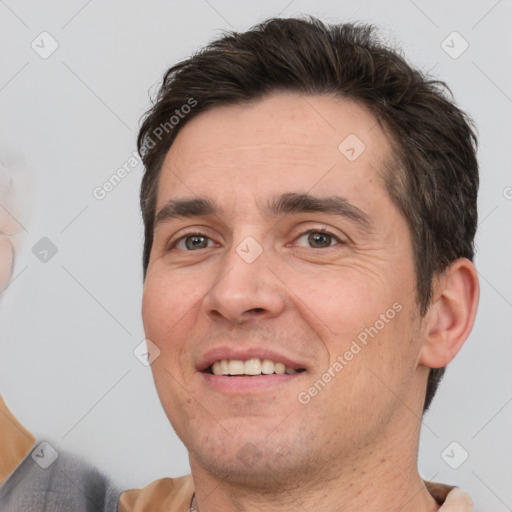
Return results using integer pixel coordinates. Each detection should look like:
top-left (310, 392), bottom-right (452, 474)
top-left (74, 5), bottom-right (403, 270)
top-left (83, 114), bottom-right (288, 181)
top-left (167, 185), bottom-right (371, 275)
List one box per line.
top-left (419, 258), bottom-right (480, 368)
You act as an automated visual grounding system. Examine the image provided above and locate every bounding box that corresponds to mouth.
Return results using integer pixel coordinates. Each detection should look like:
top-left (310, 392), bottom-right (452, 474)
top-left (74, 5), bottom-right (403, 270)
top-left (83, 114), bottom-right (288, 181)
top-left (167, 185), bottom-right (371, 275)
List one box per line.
top-left (206, 358), bottom-right (307, 376)
top-left (198, 351), bottom-right (308, 394)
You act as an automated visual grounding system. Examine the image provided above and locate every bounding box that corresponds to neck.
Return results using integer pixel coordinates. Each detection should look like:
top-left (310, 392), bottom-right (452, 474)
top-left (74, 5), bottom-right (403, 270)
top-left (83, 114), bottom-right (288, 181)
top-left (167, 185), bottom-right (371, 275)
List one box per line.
top-left (189, 427), bottom-right (440, 512)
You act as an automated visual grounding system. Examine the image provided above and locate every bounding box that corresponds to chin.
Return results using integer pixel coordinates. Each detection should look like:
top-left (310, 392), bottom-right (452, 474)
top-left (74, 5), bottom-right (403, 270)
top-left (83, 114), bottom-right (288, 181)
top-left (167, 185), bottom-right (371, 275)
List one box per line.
top-left (184, 421), bottom-right (323, 490)
top-left (190, 443), bottom-right (306, 490)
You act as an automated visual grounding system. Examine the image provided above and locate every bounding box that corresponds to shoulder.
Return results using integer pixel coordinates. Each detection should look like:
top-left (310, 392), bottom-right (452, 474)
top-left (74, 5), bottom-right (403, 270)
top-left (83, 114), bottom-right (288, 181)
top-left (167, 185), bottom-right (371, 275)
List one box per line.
top-left (119, 474), bottom-right (194, 512)
top-left (0, 395), bottom-right (35, 484)
top-left (1, 447), bottom-right (120, 511)
top-left (0, 395), bottom-right (120, 511)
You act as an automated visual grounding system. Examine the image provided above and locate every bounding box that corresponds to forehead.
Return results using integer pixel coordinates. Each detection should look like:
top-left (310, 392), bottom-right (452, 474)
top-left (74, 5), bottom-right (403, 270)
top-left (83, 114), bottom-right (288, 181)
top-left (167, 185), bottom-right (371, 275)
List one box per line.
top-left (155, 92), bottom-right (394, 210)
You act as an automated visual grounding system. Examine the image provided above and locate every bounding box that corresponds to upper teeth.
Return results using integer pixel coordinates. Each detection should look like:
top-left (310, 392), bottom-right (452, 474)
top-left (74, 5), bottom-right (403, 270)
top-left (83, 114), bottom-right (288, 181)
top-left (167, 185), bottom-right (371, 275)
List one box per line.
top-left (210, 359), bottom-right (299, 376)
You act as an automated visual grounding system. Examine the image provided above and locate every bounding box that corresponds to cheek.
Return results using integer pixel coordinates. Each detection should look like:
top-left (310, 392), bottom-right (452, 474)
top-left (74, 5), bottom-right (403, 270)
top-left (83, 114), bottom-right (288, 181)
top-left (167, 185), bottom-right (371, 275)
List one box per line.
top-left (142, 279), bottom-right (170, 338)
top-left (142, 274), bottom-right (193, 370)
top-left (291, 267), bottom-right (396, 340)
top-left (142, 269), bottom-right (215, 373)
top-left (291, 265), bottom-right (416, 397)
top-left (142, 276), bottom-right (198, 417)
top-left (142, 270), bottom-right (200, 334)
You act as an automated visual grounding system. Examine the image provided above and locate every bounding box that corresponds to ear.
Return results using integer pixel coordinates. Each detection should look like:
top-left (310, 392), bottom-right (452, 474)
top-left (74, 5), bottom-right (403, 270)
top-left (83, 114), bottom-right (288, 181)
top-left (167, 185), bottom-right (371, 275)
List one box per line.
top-left (418, 258), bottom-right (480, 368)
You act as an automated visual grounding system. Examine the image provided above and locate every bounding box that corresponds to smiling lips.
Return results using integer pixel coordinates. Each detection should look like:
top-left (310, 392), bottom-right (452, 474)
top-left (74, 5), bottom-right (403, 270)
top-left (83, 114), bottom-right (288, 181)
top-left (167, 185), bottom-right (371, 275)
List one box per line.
top-left (209, 358), bottom-right (306, 376)
top-left (201, 352), bottom-right (307, 394)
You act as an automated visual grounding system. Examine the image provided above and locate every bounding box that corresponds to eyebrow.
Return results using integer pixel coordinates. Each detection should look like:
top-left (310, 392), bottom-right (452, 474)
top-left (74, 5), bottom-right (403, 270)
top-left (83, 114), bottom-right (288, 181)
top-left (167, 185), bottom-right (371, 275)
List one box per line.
top-left (154, 193), bottom-right (374, 233)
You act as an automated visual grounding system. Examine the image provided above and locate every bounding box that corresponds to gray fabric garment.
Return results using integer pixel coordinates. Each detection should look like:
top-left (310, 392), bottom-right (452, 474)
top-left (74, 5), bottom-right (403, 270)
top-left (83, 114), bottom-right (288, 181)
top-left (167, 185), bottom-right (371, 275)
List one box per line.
top-left (0, 445), bottom-right (121, 511)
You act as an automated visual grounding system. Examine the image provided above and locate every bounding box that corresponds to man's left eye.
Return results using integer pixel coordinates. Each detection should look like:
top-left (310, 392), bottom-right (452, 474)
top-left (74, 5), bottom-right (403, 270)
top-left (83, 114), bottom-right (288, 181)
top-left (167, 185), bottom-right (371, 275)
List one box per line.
top-left (173, 234), bottom-right (215, 251)
top-left (294, 230), bottom-right (342, 249)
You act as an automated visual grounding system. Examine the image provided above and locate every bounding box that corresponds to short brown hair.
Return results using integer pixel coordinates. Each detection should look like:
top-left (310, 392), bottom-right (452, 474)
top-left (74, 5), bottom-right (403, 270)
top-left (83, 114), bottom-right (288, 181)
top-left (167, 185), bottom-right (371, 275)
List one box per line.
top-left (137, 16), bottom-right (479, 413)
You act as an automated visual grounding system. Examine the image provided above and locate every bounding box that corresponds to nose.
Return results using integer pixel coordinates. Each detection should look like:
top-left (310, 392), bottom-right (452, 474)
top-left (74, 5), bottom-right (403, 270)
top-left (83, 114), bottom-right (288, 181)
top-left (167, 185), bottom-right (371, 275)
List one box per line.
top-left (201, 240), bottom-right (286, 326)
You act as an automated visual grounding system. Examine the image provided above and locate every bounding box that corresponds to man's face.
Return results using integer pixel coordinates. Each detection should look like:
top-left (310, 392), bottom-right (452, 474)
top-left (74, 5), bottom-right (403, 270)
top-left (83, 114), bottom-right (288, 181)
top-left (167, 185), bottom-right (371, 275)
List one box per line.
top-left (142, 92), bottom-right (427, 483)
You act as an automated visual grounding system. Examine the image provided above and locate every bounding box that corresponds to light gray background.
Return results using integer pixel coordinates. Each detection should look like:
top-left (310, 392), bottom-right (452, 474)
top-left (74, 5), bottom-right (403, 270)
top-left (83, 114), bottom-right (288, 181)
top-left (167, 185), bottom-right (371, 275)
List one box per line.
top-left (0, 1), bottom-right (511, 510)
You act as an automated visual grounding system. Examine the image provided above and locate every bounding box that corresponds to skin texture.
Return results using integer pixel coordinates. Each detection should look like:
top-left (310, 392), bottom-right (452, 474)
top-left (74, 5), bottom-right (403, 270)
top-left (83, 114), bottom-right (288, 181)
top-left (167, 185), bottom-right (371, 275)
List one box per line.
top-left (142, 92), bottom-right (479, 512)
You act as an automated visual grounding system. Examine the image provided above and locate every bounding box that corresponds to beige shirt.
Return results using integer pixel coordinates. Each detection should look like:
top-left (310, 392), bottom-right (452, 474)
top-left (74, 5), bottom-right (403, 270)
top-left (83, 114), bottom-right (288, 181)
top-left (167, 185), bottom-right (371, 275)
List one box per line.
top-left (0, 395), bottom-right (474, 511)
